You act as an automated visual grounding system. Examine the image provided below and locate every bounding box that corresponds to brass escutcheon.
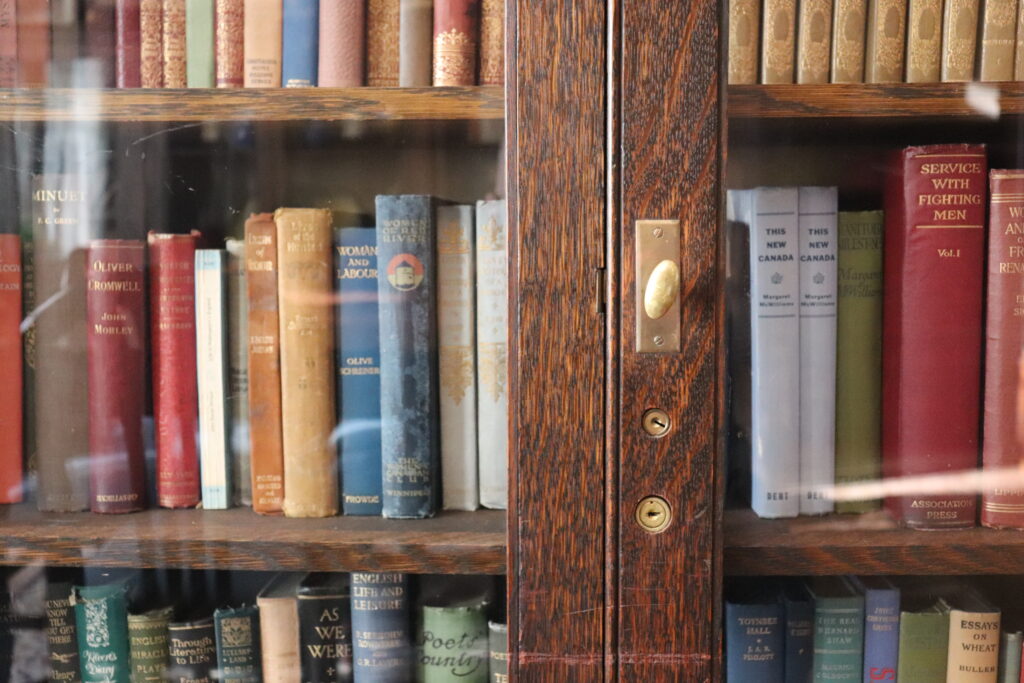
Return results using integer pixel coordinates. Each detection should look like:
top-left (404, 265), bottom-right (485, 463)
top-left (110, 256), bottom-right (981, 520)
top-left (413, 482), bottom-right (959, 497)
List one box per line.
top-left (635, 496), bottom-right (672, 533)
top-left (642, 408), bottom-right (671, 437)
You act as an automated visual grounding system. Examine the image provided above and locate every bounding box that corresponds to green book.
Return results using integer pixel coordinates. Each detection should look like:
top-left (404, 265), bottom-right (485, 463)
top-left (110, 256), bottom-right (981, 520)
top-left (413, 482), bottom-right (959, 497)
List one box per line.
top-left (809, 577), bottom-right (864, 682)
top-left (418, 600), bottom-right (489, 683)
top-left (127, 606), bottom-right (172, 682)
top-left (74, 583), bottom-right (131, 683)
top-left (186, 0), bottom-right (215, 87)
top-left (834, 210), bottom-right (884, 513)
top-left (214, 605), bottom-right (261, 683)
top-left (897, 598), bottom-right (950, 683)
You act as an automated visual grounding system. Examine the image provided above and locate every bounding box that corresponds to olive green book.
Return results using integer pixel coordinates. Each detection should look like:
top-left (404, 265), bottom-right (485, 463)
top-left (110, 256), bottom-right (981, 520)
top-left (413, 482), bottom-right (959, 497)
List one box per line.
top-left (186, 0), bottom-right (215, 87)
top-left (128, 606), bottom-right (172, 682)
top-left (418, 600), bottom-right (489, 682)
top-left (834, 210), bottom-right (883, 514)
top-left (897, 598), bottom-right (950, 682)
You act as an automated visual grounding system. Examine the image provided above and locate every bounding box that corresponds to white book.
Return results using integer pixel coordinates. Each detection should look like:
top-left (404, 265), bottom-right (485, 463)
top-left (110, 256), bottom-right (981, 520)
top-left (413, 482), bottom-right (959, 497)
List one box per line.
top-left (438, 205), bottom-right (479, 510)
top-left (798, 187), bottom-right (838, 515)
top-left (195, 249), bottom-right (232, 509)
top-left (729, 188), bottom-right (800, 518)
top-left (476, 200), bottom-right (508, 510)
top-left (225, 239), bottom-right (252, 507)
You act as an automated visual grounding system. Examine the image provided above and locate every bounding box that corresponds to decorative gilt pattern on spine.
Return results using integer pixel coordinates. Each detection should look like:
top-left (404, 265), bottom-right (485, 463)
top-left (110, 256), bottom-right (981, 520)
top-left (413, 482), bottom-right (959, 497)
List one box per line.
top-left (1016, 0), bottom-right (1024, 77)
top-left (434, 28), bottom-right (475, 85)
top-left (762, 0), bottom-right (797, 82)
top-left (979, 0), bottom-right (1018, 80)
top-left (140, 0), bottom-right (164, 87)
top-left (729, 0), bottom-right (760, 83)
top-left (865, 0), bottom-right (907, 81)
top-left (906, 0), bottom-right (943, 81)
top-left (797, 0), bottom-right (833, 82)
top-left (942, 0), bottom-right (980, 80)
top-left (216, 0), bottom-right (244, 86)
top-left (162, 0), bottom-right (187, 87)
top-left (478, 0), bottom-right (504, 85)
top-left (831, 0), bottom-right (867, 82)
top-left (367, 0), bottom-right (399, 85)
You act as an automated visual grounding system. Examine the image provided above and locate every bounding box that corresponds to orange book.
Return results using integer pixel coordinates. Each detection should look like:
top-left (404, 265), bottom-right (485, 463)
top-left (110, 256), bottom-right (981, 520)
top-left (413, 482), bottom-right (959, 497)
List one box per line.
top-left (0, 235), bottom-right (23, 504)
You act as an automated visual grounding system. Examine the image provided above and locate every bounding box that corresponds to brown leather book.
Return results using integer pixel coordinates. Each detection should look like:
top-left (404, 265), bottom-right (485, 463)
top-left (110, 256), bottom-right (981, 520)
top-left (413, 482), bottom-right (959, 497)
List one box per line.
top-left (905, 0), bottom-right (943, 81)
top-left (978, 0), bottom-right (1018, 80)
top-left (831, 0), bottom-right (867, 82)
top-left (796, 0), bottom-right (832, 83)
top-left (433, 0), bottom-right (479, 85)
top-left (275, 208), bottom-right (338, 518)
top-left (400, 0), bottom-right (432, 86)
top-left (0, 1), bottom-right (16, 87)
top-left (243, 0), bottom-right (282, 86)
top-left (257, 574), bottom-right (302, 681)
top-left (140, 0), bottom-right (163, 87)
top-left (116, 0), bottom-right (143, 87)
top-left (163, 0), bottom-right (187, 87)
top-left (941, 0), bottom-right (980, 80)
top-left (216, 0), bottom-right (244, 86)
top-left (318, 0), bottom-right (364, 86)
top-left (865, 0), bottom-right (907, 81)
top-left (478, 0), bottom-right (503, 85)
top-left (761, 0), bottom-right (797, 83)
top-left (16, 0), bottom-right (50, 86)
top-left (85, 0), bottom-right (118, 87)
top-left (367, 0), bottom-right (399, 85)
top-left (728, 0), bottom-right (760, 84)
top-left (245, 214), bottom-right (284, 514)
top-left (1016, 0), bottom-right (1024, 78)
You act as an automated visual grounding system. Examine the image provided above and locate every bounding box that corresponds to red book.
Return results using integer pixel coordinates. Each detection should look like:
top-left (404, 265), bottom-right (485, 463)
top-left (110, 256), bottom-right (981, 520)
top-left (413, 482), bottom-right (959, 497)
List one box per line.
top-left (982, 171), bottom-right (1024, 528)
top-left (432, 0), bottom-right (479, 85)
top-left (85, 0), bottom-right (117, 87)
top-left (86, 240), bottom-right (147, 514)
top-left (0, 0), bottom-right (16, 87)
top-left (882, 144), bottom-right (987, 529)
top-left (149, 231), bottom-right (201, 508)
top-left (116, 0), bottom-right (142, 87)
top-left (16, 0), bottom-right (50, 86)
top-left (0, 236), bottom-right (23, 504)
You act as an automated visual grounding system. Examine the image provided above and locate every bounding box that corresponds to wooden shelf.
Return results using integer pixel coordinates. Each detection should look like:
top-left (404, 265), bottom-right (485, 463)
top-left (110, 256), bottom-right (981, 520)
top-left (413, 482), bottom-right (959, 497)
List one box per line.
top-left (0, 86), bottom-right (504, 122)
top-left (725, 508), bottom-right (1024, 575)
top-left (0, 505), bottom-right (505, 574)
top-left (728, 82), bottom-right (1024, 119)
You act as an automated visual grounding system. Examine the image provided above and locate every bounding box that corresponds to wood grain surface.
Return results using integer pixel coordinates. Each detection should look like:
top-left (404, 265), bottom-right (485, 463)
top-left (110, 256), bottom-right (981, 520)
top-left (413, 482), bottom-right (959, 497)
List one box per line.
top-left (0, 86), bottom-right (503, 121)
top-left (0, 505), bottom-right (505, 573)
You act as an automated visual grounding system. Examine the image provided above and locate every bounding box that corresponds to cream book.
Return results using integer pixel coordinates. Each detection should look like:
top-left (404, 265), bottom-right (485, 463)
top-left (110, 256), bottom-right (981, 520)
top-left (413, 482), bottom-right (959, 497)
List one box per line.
top-left (729, 0), bottom-right (760, 83)
top-left (942, 0), bottom-right (980, 80)
top-left (761, 0), bottom-right (797, 82)
top-left (906, 0), bottom-right (944, 82)
top-left (865, 0), bottom-right (908, 81)
top-left (797, 0), bottom-right (833, 82)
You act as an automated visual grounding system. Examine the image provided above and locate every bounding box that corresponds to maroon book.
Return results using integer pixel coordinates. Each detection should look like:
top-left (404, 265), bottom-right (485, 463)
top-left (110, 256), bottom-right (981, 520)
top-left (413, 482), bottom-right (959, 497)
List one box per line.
top-left (0, 235), bottom-right (22, 504)
top-left (85, 0), bottom-right (117, 87)
top-left (432, 0), bottom-right (479, 85)
top-left (86, 240), bottom-right (147, 514)
top-left (0, 0), bottom-right (16, 87)
top-left (149, 231), bottom-right (201, 508)
top-left (882, 144), bottom-right (987, 529)
top-left (16, 0), bottom-right (50, 86)
top-left (116, 0), bottom-right (142, 87)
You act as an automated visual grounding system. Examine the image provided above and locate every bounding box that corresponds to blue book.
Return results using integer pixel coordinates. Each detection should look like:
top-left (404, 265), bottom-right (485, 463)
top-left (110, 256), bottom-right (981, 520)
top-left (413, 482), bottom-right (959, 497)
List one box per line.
top-left (784, 582), bottom-right (814, 683)
top-left (376, 195), bottom-right (439, 519)
top-left (281, 0), bottom-right (319, 86)
top-left (350, 573), bottom-right (411, 682)
top-left (335, 227), bottom-right (383, 516)
top-left (853, 577), bottom-right (899, 683)
top-left (725, 586), bottom-right (784, 682)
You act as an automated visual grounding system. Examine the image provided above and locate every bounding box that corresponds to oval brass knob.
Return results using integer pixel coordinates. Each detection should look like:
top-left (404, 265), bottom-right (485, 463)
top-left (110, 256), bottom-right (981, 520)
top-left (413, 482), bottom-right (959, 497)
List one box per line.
top-left (643, 259), bottom-right (680, 320)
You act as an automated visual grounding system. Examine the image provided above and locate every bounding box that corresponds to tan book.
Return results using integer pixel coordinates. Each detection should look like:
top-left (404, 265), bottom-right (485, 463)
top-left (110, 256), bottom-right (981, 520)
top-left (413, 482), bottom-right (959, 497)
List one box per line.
top-left (942, 0), bottom-right (980, 80)
top-left (243, 0), bottom-right (282, 87)
top-left (831, 0), bottom-right (867, 82)
top-left (761, 0), bottom-right (797, 82)
top-left (1015, 0), bottom-right (1024, 77)
top-left (399, 0), bottom-right (432, 86)
top-left (730, 0), bottom-right (760, 83)
top-left (367, 0), bottom-right (400, 85)
top-left (162, 0), bottom-right (187, 87)
top-left (257, 574), bottom-right (303, 682)
top-left (865, 0), bottom-right (907, 81)
top-left (274, 208), bottom-right (338, 518)
top-left (979, 0), bottom-right (1018, 80)
top-left (906, 0), bottom-right (944, 81)
top-left (479, 0), bottom-right (504, 85)
top-left (797, 0), bottom-right (833, 82)
top-left (140, 0), bottom-right (164, 87)
top-left (946, 591), bottom-right (1000, 681)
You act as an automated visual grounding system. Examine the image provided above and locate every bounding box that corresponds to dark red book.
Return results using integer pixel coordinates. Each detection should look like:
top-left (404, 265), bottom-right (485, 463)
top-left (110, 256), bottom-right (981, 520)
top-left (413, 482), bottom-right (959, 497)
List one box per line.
top-left (16, 0), bottom-right (50, 86)
top-left (148, 231), bottom-right (201, 508)
top-left (882, 144), bottom-right (987, 529)
top-left (432, 0), bottom-right (479, 85)
top-left (86, 239), bottom-right (147, 514)
top-left (0, 236), bottom-right (23, 504)
top-left (116, 0), bottom-right (142, 87)
top-left (0, 0), bottom-right (16, 87)
top-left (85, 0), bottom-right (117, 87)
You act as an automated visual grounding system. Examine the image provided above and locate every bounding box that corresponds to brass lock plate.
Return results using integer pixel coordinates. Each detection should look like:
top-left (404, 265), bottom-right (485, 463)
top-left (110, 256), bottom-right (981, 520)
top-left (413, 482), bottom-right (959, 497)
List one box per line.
top-left (635, 220), bottom-right (681, 352)
top-left (635, 496), bottom-right (672, 533)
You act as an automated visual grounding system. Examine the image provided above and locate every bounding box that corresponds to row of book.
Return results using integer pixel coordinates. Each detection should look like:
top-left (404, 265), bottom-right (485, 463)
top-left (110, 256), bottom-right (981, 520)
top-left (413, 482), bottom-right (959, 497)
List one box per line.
top-left (0, 188), bottom-right (508, 518)
top-left (0, 0), bottom-right (503, 89)
top-left (728, 0), bottom-right (1024, 84)
top-left (726, 576), bottom-right (1020, 682)
top-left (726, 144), bottom-right (1024, 529)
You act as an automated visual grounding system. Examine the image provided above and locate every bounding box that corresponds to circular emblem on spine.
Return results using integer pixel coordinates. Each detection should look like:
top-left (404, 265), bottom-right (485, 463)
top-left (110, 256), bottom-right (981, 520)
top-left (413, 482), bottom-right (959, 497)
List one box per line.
top-left (386, 253), bottom-right (425, 291)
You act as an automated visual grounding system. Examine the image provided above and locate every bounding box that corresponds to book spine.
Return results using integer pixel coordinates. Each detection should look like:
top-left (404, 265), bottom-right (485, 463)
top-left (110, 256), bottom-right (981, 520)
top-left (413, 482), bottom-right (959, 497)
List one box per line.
top-left (195, 248), bottom-right (232, 510)
top-left (226, 239), bottom-right (252, 508)
top-left (797, 187), bottom-right (837, 515)
top-left (298, 591), bottom-right (352, 682)
top-left (163, 0), bottom-right (187, 86)
top-left (85, 0), bottom-right (117, 86)
top-left (245, 214), bottom-right (285, 514)
top-left (45, 582), bottom-right (79, 683)
top-left (418, 604), bottom-right (488, 683)
top-left (433, 0), bottom-right (479, 86)
top-left (1016, 1), bottom-right (1024, 79)
top-left (376, 195), bottom-right (439, 519)
top-left (863, 588), bottom-right (899, 682)
top-left (761, 0), bottom-right (797, 83)
top-left (399, 0), bottom-right (431, 86)
top-left (366, 0), bottom-right (399, 85)
top-left (140, 0), bottom-right (163, 86)
top-left (214, 605), bottom-right (261, 682)
top-left (784, 596), bottom-right (813, 683)
top-left (947, 608), bottom-right (1000, 680)
top-left (813, 598), bottom-right (864, 681)
top-left (729, 0), bottom-right (761, 84)
top-left (243, 0), bottom-right (282, 86)
top-left (865, 0), bottom-right (907, 82)
top-left (983, 171), bottom-right (1024, 528)
top-left (0, 0), bottom-right (17, 87)
top-left (438, 205), bottom-right (478, 511)
top-left (74, 584), bottom-right (131, 683)
top-left (116, 0), bottom-right (142, 86)
top-left (168, 619), bottom-right (216, 683)
top-left (897, 611), bottom-right (950, 680)
top-left (127, 607), bottom-right (172, 682)
top-left (998, 631), bottom-right (1021, 682)
top-left (882, 144), bottom-right (986, 529)
top-left (275, 208), bottom-right (338, 518)
top-left (942, 0), bottom-right (981, 80)
top-left (0, 235), bottom-right (22, 504)
top-left (488, 622), bottom-right (507, 683)
top-left (335, 228), bottom-right (383, 516)
top-left (478, 0), bottom-right (503, 85)
top-left (281, 0), bottom-right (319, 86)
top-left (15, 0), bottom-right (49, 86)
top-left (905, 0), bottom-right (943, 81)
top-left (476, 200), bottom-right (508, 510)
top-left (149, 232), bottom-right (201, 509)
top-left (318, 0), bottom-right (365, 86)
top-left (796, 0), bottom-right (833, 83)
top-left (50, 0), bottom-right (81, 86)
top-left (187, 0), bottom-right (215, 86)
top-left (831, 0), bottom-right (866, 82)
top-left (979, 0), bottom-right (1019, 80)
top-left (215, 0), bottom-right (244, 86)
top-left (724, 602), bottom-right (784, 681)
top-left (350, 573), bottom-right (411, 683)
top-left (32, 174), bottom-right (90, 513)
top-left (86, 240), bottom-right (147, 514)
top-left (834, 211), bottom-right (883, 514)
top-left (257, 595), bottom-right (300, 682)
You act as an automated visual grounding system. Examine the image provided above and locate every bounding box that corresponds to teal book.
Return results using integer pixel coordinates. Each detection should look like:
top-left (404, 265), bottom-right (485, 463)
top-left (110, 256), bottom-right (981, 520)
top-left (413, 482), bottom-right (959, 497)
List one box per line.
top-left (186, 0), bottom-right (215, 86)
top-left (74, 582), bottom-right (131, 683)
top-left (808, 577), bottom-right (864, 682)
top-left (214, 605), bottom-right (261, 683)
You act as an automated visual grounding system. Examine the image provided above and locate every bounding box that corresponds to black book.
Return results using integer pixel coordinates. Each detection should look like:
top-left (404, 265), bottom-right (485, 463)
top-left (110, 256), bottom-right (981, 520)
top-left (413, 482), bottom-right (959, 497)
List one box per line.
top-left (44, 581), bottom-right (77, 683)
top-left (168, 617), bottom-right (216, 683)
top-left (298, 573), bottom-right (352, 683)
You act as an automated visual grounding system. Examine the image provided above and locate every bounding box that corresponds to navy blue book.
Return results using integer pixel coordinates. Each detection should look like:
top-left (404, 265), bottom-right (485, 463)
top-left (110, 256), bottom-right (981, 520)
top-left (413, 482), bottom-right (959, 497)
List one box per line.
top-left (334, 228), bottom-right (383, 516)
top-left (725, 583), bottom-right (784, 682)
top-left (281, 0), bottom-right (319, 86)
top-left (375, 195), bottom-right (439, 519)
top-left (852, 577), bottom-right (899, 683)
top-left (350, 573), bottom-right (411, 683)
top-left (783, 582), bottom-right (814, 683)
